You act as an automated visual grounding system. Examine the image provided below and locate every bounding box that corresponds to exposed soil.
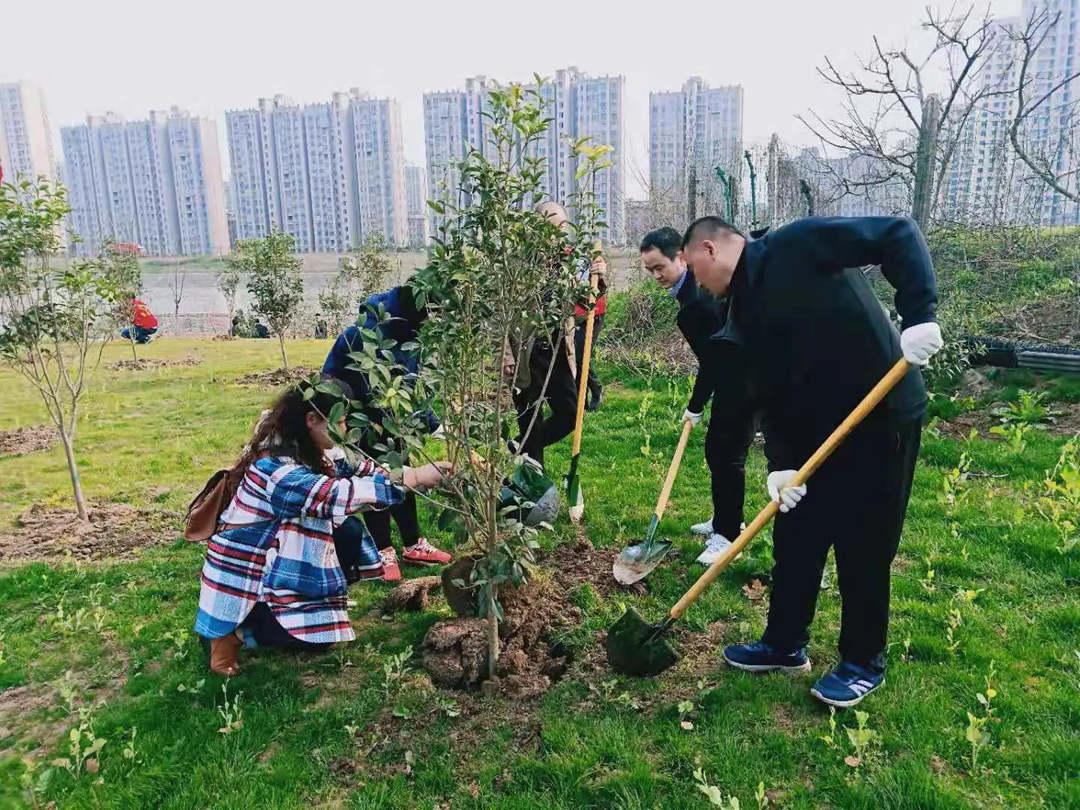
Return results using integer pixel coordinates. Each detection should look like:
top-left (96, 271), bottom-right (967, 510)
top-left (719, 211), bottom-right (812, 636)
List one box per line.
top-left (382, 576), bottom-right (442, 613)
top-left (234, 366), bottom-right (318, 387)
top-left (421, 578), bottom-right (577, 698)
top-left (111, 357), bottom-right (201, 371)
top-left (0, 425), bottom-right (58, 457)
top-left (938, 400), bottom-right (1080, 440)
top-left (0, 502), bottom-right (179, 565)
top-left (0, 646), bottom-right (130, 760)
top-left (212, 334), bottom-right (236, 342)
top-left (420, 529), bottom-right (652, 698)
top-left (550, 525), bottom-right (649, 598)
top-left (0, 683), bottom-right (68, 761)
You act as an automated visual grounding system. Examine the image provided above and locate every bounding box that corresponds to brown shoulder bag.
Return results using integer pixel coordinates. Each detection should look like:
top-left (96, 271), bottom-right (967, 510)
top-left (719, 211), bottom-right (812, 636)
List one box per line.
top-left (184, 470), bottom-right (235, 542)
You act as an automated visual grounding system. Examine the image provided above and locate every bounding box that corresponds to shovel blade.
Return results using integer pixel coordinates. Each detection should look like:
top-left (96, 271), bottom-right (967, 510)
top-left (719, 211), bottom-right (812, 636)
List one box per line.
top-left (612, 539), bottom-right (672, 585)
top-left (605, 607), bottom-right (679, 677)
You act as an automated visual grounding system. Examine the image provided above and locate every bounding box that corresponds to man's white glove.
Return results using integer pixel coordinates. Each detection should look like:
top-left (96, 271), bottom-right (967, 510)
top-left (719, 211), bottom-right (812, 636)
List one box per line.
top-left (900, 322), bottom-right (943, 367)
top-left (683, 409), bottom-right (703, 426)
top-left (767, 470), bottom-right (807, 514)
top-left (431, 423), bottom-right (446, 440)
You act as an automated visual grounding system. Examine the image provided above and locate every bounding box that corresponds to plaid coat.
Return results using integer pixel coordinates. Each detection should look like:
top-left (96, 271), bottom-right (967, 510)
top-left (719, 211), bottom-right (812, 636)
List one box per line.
top-left (194, 454), bottom-right (400, 645)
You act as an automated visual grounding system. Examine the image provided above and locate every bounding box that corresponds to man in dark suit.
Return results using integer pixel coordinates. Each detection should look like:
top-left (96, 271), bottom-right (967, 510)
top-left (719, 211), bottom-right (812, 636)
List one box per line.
top-left (640, 227), bottom-right (753, 564)
top-left (681, 215), bottom-right (942, 707)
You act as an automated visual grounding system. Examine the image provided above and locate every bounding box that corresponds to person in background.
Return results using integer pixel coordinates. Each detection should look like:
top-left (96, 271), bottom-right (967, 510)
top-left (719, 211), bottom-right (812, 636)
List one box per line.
top-left (255, 320), bottom-right (270, 339)
top-left (194, 380), bottom-right (451, 676)
top-left (681, 215), bottom-right (942, 707)
top-left (566, 212), bottom-right (608, 412)
top-left (120, 298), bottom-right (158, 344)
top-left (509, 201), bottom-right (606, 469)
top-left (322, 281), bottom-right (453, 581)
top-left (315, 313), bottom-right (328, 339)
top-left (640, 227), bottom-right (754, 564)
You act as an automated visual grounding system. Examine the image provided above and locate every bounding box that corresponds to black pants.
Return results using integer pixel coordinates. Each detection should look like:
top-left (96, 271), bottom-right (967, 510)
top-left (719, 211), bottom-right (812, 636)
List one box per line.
top-left (362, 494), bottom-right (422, 550)
top-left (574, 315), bottom-right (604, 399)
top-left (705, 397), bottom-right (755, 540)
top-left (761, 416), bottom-right (922, 670)
top-left (514, 339), bottom-right (578, 469)
top-left (357, 416), bottom-right (423, 551)
top-left (239, 604), bottom-right (331, 651)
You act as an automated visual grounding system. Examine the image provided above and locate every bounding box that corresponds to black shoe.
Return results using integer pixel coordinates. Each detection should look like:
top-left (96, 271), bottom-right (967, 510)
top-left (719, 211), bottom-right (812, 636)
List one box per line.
top-left (586, 387), bottom-right (603, 412)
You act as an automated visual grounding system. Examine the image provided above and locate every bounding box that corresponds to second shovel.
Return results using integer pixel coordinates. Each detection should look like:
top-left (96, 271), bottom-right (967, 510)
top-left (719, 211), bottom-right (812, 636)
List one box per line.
top-left (612, 418), bottom-right (694, 585)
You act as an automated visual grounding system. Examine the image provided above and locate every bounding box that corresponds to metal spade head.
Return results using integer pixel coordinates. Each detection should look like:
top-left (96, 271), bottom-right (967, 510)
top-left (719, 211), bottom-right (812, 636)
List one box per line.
top-left (612, 538), bottom-right (672, 585)
top-left (500, 460), bottom-right (560, 528)
top-left (605, 607), bottom-right (679, 677)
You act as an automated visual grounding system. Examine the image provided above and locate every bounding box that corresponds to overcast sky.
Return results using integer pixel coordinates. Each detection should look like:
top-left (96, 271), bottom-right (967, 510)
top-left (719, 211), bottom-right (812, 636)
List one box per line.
top-left (3, 0), bottom-right (1020, 197)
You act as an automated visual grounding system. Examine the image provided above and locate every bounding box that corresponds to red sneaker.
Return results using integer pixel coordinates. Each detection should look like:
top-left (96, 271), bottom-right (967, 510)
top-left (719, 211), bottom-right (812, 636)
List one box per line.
top-left (402, 538), bottom-right (452, 567)
top-left (379, 547), bottom-right (402, 582)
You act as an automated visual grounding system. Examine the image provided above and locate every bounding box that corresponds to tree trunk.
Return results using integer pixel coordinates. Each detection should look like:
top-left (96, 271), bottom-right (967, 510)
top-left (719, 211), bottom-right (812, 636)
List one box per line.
top-left (57, 422), bottom-right (89, 522)
top-left (912, 94), bottom-right (942, 232)
top-left (486, 585), bottom-right (499, 679)
top-left (687, 164), bottom-right (697, 221)
top-left (129, 335), bottom-right (137, 361)
top-left (767, 134), bottom-right (780, 226)
top-left (278, 333), bottom-right (289, 372)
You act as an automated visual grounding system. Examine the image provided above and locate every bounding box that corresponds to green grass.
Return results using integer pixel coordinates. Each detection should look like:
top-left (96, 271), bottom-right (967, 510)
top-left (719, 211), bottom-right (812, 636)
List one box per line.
top-left (0, 339), bottom-right (1078, 808)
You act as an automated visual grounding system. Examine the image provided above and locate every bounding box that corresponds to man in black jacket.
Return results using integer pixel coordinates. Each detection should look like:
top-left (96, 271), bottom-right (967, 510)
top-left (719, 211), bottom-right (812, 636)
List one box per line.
top-left (681, 215), bottom-right (943, 707)
top-left (640, 227), bottom-right (753, 564)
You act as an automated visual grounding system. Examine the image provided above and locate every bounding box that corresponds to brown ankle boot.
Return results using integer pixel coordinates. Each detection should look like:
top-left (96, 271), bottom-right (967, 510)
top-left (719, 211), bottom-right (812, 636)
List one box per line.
top-left (210, 633), bottom-right (242, 676)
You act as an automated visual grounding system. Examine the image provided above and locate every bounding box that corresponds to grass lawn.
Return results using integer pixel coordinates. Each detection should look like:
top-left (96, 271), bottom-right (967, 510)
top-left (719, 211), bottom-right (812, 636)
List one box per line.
top-left (0, 338), bottom-right (1077, 809)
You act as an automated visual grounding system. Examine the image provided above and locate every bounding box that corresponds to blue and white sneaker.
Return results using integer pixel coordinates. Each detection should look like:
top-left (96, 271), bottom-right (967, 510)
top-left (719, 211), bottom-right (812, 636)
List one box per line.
top-left (810, 662), bottom-right (884, 707)
top-left (722, 641), bottom-right (812, 673)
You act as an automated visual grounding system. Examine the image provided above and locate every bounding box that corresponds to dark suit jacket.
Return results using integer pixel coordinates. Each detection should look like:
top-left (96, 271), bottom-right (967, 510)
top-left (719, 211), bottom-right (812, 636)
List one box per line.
top-left (676, 268), bottom-right (740, 414)
top-left (714, 216), bottom-right (937, 470)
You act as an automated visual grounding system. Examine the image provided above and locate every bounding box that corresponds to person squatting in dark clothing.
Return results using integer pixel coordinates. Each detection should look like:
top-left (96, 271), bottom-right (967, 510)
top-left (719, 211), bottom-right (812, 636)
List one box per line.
top-left (322, 281), bottom-right (453, 581)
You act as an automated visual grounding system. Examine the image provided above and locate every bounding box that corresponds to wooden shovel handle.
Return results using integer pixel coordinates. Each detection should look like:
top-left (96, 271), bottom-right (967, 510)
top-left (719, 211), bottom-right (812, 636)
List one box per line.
top-left (670, 358), bottom-right (911, 620)
top-left (655, 419), bottom-right (694, 519)
top-left (570, 242), bottom-right (602, 457)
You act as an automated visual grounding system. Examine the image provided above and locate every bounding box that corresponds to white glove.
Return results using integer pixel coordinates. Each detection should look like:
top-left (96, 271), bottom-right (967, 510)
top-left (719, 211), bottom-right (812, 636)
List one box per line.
top-left (900, 322), bottom-right (943, 367)
top-left (767, 470), bottom-right (807, 513)
top-left (431, 423), bottom-right (446, 440)
top-left (682, 409), bottom-right (702, 426)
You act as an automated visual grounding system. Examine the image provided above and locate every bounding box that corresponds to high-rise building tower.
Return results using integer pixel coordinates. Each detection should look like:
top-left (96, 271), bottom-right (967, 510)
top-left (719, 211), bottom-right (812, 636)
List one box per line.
top-left (0, 81), bottom-right (56, 183)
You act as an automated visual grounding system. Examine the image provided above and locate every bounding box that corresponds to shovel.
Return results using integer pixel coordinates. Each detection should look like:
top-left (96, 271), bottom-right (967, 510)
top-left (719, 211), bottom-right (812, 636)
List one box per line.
top-left (606, 358), bottom-right (911, 677)
top-left (612, 419), bottom-right (694, 585)
top-left (566, 241), bottom-right (603, 524)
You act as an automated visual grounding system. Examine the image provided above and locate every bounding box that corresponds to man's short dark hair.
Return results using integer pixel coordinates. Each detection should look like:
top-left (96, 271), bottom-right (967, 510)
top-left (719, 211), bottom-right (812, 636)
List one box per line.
top-left (682, 216), bottom-right (742, 249)
top-left (639, 227), bottom-right (682, 261)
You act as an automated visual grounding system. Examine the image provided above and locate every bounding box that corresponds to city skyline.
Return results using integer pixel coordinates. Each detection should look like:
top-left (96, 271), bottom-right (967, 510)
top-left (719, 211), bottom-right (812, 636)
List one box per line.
top-left (61, 107), bottom-right (229, 257)
top-left (1, 0), bottom-right (1024, 200)
top-left (7, 0), bottom-right (1078, 250)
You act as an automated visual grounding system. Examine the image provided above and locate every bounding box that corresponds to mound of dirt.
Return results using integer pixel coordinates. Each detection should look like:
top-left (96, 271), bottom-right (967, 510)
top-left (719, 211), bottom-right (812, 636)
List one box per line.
top-left (0, 502), bottom-right (178, 565)
top-left (234, 366), bottom-right (318, 387)
top-left (212, 334), bottom-right (236, 342)
top-left (550, 529), bottom-right (649, 598)
top-left (382, 576), bottom-right (442, 613)
top-left (0, 425), bottom-right (58, 457)
top-left (112, 357), bottom-right (200, 371)
top-left (421, 579), bottom-right (578, 698)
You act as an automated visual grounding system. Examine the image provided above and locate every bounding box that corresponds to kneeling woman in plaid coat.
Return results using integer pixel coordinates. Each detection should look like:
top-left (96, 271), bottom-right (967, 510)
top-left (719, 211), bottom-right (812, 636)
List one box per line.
top-left (195, 382), bottom-right (450, 676)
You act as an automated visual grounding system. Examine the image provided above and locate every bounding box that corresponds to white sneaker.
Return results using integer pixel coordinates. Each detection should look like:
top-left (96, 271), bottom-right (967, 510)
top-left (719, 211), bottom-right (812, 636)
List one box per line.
top-left (696, 534), bottom-right (733, 565)
top-left (690, 519), bottom-right (715, 537)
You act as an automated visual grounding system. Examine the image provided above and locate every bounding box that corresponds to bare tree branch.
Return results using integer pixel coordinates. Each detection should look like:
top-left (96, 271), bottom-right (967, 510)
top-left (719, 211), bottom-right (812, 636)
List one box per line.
top-left (1008, 8), bottom-right (1080, 203)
